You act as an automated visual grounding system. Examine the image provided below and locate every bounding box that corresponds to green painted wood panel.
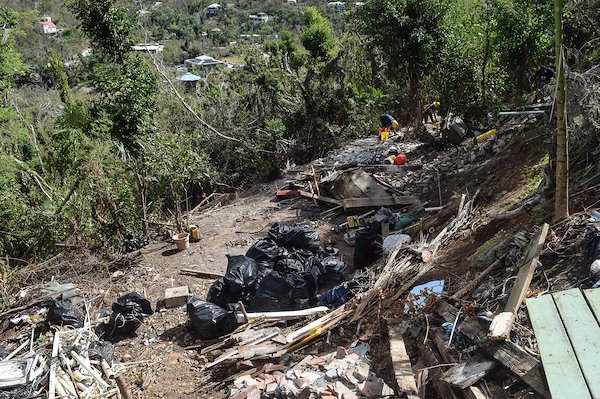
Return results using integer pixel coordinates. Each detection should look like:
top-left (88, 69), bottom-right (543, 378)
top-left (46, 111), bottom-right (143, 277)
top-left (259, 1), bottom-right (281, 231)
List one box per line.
top-left (553, 289), bottom-right (600, 398)
top-left (583, 289), bottom-right (600, 325)
top-left (527, 294), bottom-right (591, 399)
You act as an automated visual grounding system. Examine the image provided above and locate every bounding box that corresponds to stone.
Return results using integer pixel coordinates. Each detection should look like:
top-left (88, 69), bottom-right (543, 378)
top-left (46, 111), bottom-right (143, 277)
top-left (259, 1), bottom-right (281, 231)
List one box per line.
top-left (353, 362), bottom-right (370, 383)
top-left (265, 382), bottom-right (278, 394)
top-left (335, 346), bottom-right (349, 359)
top-left (341, 391), bottom-right (359, 399)
top-left (164, 286), bottom-right (190, 308)
top-left (325, 368), bottom-right (338, 379)
top-left (358, 378), bottom-right (394, 397)
top-left (334, 381), bottom-right (352, 395)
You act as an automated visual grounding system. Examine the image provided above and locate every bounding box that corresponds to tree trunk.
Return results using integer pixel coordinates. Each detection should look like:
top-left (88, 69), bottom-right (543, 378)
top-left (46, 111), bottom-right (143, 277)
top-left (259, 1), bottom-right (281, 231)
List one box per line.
top-left (481, 2), bottom-right (490, 103)
top-left (554, 0), bottom-right (568, 220)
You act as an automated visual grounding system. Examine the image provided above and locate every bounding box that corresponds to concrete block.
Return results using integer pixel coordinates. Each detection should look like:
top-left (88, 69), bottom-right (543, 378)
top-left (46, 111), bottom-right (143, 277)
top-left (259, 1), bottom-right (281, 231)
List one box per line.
top-left (164, 286), bottom-right (190, 308)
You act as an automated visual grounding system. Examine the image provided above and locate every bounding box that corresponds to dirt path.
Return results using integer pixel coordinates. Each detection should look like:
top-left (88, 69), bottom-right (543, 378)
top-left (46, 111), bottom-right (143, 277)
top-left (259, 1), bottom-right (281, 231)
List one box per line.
top-left (40, 129), bottom-right (552, 398)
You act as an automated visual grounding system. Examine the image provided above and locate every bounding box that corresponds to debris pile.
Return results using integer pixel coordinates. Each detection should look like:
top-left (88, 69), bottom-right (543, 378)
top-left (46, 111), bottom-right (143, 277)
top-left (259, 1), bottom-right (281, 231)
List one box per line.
top-left (0, 322), bottom-right (127, 399)
top-left (229, 343), bottom-right (394, 399)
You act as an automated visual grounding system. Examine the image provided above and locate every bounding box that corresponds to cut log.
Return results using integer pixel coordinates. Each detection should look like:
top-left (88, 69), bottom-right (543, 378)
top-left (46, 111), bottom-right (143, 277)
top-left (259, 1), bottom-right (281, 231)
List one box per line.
top-left (388, 323), bottom-right (419, 399)
top-left (439, 359), bottom-right (496, 389)
top-left (435, 300), bottom-right (548, 398)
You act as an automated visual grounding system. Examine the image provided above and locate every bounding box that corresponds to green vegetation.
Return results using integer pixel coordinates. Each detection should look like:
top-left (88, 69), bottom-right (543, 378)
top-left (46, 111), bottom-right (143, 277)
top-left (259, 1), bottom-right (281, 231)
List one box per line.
top-left (0, 0), bottom-right (599, 269)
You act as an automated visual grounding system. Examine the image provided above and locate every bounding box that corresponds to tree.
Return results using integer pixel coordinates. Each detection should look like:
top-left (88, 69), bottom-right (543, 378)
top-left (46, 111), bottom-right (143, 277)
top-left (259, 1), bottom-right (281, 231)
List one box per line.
top-left (554, 0), bottom-right (568, 219)
top-left (490, 0), bottom-right (554, 100)
top-left (67, 0), bottom-right (158, 156)
top-left (356, 0), bottom-right (446, 125)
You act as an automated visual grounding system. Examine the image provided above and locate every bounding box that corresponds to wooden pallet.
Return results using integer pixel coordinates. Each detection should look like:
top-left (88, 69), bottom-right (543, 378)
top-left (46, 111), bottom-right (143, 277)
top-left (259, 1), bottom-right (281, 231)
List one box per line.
top-left (527, 288), bottom-right (600, 399)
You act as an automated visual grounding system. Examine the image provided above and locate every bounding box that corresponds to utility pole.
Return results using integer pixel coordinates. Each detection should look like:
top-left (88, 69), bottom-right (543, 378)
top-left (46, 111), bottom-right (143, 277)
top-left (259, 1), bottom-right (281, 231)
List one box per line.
top-left (554, 0), bottom-right (568, 220)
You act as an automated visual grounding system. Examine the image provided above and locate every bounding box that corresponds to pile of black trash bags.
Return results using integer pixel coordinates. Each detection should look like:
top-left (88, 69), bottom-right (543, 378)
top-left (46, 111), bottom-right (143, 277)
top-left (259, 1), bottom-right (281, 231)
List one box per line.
top-left (188, 223), bottom-right (348, 339)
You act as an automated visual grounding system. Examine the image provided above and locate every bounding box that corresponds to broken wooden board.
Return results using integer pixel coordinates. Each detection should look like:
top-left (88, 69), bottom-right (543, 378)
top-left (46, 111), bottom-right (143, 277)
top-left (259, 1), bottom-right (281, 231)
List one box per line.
top-left (388, 323), bottom-right (419, 399)
top-left (298, 190), bottom-right (342, 205)
top-left (439, 359), bottom-right (496, 389)
top-left (435, 300), bottom-right (548, 398)
top-left (527, 292), bottom-right (592, 399)
top-left (489, 223), bottom-right (549, 341)
top-left (342, 195), bottom-right (420, 211)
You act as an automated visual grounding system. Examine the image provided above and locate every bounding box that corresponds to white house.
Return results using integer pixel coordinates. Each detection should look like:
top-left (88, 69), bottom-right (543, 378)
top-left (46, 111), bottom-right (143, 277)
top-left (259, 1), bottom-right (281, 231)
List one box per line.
top-left (249, 13), bottom-right (269, 26)
top-left (327, 1), bottom-right (346, 10)
top-left (286, 0), bottom-right (297, 4)
top-left (131, 43), bottom-right (164, 52)
top-left (355, 1), bottom-right (365, 5)
top-left (36, 16), bottom-right (57, 34)
top-left (184, 55), bottom-right (225, 68)
top-left (206, 3), bottom-right (221, 16)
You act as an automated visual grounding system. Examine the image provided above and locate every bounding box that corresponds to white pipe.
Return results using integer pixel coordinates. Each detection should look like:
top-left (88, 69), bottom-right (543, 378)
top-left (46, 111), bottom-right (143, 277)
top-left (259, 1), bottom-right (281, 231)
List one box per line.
top-left (235, 306), bottom-right (330, 323)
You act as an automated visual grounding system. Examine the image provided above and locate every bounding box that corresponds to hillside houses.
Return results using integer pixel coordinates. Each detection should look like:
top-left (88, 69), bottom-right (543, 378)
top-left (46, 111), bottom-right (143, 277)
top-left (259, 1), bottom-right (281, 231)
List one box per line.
top-left (36, 16), bottom-right (57, 34)
top-left (249, 13), bottom-right (269, 26)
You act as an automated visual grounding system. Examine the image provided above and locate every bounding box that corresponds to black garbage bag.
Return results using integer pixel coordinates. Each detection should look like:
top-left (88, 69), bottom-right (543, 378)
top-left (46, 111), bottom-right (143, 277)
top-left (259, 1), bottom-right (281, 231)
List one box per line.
top-left (122, 234), bottom-right (149, 253)
top-left (88, 341), bottom-right (114, 362)
top-left (268, 223), bottom-right (321, 253)
top-left (275, 255), bottom-right (306, 274)
top-left (224, 255), bottom-right (259, 298)
top-left (246, 239), bottom-right (285, 265)
top-left (250, 271), bottom-right (311, 312)
top-left (322, 256), bottom-right (346, 283)
top-left (587, 231), bottom-right (600, 261)
top-left (46, 297), bottom-right (83, 327)
top-left (187, 297), bottom-right (237, 339)
top-left (354, 222), bottom-right (383, 270)
top-left (246, 239), bottom-right (285, 278)
top-left (206, 278), bottom-right (231, 308)
top-left (317, 276), bottom-right (369, 308)
top-left (105, 292), bottom-right (154, 337)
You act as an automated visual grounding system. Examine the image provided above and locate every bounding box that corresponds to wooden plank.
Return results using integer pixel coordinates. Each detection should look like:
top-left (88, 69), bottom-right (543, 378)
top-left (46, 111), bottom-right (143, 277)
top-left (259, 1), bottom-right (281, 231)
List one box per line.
top-left (489, 223), bottom-right (549, 340)
top-left (388, 324), bottom-right (419, 399)
top-left (298, 190), bottom-right (342, 205)
top-left (553, 289), bottom-right (600, 398)
top-left (439, 360), bottom-right (496, 389)
top-left (527, 293), bottom-right (591, 399)
top-left (179, 268), bottom-right (224, 279)
top-left (583, 289), bottom-right (600, 324)
top-left (435, 300), bottom-right (548, 398)
top-left (504, 223), bottom-right (549, 316)
top-left (342, 195), bottom-right (419, 210)
top-left (488, 312), bottom-right (514, 341)
top-left (415, 333), bottom-right (460, 399)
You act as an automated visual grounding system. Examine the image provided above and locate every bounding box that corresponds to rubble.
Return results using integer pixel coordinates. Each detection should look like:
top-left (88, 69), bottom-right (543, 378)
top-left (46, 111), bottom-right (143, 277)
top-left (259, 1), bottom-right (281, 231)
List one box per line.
top-left (228, 343), bottom-right (394, 399)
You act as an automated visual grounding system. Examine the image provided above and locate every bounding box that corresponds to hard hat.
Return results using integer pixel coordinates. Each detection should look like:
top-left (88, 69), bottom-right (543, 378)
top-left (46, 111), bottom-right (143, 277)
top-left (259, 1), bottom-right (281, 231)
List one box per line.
top-left (391, 120), bottom-right (399, 129)
top-left (388, 146), bottom-right (399, 155)
top-left (433, 101), bottom-right (440, 108)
